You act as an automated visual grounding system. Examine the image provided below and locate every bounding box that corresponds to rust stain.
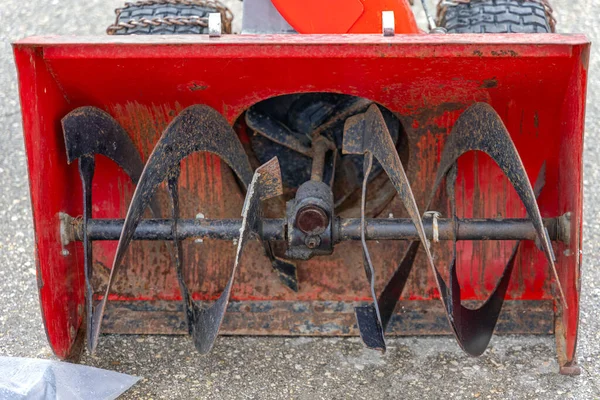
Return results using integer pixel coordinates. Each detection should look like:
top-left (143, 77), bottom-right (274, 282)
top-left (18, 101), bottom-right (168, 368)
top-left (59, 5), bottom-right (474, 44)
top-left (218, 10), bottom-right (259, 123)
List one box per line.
top-left (490, 50), bottom-right (519, 57)
top-left (481, 78), bottom-right (498, 89)
top-left (189, 83), bottom-right (208, 92)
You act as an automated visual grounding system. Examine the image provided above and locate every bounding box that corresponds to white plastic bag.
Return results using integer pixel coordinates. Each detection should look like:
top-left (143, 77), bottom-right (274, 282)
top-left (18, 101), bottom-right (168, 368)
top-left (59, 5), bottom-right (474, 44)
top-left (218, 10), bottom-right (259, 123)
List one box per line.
top-left (0, 357), bottom-right (139, 400)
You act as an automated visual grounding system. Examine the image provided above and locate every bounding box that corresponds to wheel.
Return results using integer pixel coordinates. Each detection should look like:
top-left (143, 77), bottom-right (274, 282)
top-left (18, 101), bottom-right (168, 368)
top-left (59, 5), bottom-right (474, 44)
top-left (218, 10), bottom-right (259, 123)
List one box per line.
top-left (437, 0), bottom-right (555, 33)
top-left (107, 0), bottom-right (233, 35)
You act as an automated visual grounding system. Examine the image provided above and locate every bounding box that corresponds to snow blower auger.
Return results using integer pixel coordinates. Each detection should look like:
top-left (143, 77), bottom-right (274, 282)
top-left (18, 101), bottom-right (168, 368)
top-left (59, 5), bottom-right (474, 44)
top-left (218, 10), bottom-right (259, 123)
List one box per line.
top-left (13, 0), bottom-right (588, 375)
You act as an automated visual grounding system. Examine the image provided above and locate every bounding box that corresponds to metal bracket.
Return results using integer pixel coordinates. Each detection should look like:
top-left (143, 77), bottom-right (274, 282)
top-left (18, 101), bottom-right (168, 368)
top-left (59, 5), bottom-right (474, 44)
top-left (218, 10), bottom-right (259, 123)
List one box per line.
top-left (382, 11), bottom-right (395, 37)
top-left (424, 211), bottom-right (442, 244)
top-left (208, 13), bottom-right (222, 37)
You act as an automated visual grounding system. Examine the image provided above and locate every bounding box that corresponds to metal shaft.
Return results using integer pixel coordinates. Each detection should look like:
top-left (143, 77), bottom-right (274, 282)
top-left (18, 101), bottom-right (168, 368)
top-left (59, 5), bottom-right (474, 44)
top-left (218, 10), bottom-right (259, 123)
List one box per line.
top-left (67, 215), bottom-right (563, 243)
top-left (310, 137), bottom-right (333, 182)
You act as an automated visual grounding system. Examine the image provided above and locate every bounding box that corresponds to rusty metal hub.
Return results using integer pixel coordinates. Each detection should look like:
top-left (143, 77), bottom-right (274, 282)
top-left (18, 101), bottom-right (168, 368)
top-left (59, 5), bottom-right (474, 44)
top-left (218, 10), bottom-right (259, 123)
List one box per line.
top-left (296, 205), bottom-right (329, 235)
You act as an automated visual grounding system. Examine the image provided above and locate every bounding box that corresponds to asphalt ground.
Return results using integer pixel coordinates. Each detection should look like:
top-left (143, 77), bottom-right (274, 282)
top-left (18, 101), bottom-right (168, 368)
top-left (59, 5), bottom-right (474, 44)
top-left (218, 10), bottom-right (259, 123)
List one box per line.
top-left (0, 0), bottom-right (599, 399)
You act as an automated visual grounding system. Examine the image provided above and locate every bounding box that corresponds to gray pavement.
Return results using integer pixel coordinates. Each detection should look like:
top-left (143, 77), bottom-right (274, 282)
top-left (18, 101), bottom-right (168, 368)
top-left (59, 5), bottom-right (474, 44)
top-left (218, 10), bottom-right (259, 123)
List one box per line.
top-left (1, 0), bottom-right (599, 399)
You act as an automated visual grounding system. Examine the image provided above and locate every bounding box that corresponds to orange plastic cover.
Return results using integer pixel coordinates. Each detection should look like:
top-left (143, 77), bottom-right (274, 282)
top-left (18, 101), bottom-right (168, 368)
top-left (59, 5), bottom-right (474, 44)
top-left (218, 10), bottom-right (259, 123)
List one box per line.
top-left (271, 0), bottom-right (419, 34)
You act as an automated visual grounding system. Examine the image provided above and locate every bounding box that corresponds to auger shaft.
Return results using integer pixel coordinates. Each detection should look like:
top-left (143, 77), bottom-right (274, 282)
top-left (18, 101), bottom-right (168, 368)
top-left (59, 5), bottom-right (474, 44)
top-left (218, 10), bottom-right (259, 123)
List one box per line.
top-left (65, 215), bottom-right (567, 244)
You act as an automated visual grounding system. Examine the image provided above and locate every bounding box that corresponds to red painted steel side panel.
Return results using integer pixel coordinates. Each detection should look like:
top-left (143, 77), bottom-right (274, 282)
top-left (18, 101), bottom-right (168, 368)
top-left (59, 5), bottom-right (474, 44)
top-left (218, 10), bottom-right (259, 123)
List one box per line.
top-left (13, 47), bottom-right (84, 359)
top-left (554, 43), bottom-right (589, 369)
top-left (13, 35), bottom-right (588, 361)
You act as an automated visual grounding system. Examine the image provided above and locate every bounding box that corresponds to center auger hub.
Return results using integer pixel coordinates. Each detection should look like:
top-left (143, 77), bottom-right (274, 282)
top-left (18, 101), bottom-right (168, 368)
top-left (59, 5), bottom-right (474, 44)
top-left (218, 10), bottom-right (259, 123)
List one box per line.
top-left (287, 179), bottom-right (335, 260)
top-left (60, 95), bottom-right (571, 360)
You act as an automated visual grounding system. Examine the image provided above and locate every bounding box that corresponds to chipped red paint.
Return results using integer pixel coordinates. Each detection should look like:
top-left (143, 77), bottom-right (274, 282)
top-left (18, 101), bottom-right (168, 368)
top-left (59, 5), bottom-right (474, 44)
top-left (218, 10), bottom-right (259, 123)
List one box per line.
top-left (13, 34), bottom-right (588, 366)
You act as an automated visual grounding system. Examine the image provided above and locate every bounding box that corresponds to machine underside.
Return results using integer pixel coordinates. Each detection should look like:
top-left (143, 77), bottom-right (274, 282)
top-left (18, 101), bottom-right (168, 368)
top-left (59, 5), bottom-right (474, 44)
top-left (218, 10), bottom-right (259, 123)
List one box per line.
top-left (13, 34), bottom-right (588, 374)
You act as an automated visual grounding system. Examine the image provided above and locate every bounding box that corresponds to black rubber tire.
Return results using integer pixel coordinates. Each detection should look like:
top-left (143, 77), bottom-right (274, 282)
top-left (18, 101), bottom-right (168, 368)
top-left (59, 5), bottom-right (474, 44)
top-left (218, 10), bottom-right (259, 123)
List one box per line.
top-left (440, 0), bottom-right (552, 34)
top-left (113, 3), bottom-right (218, 35)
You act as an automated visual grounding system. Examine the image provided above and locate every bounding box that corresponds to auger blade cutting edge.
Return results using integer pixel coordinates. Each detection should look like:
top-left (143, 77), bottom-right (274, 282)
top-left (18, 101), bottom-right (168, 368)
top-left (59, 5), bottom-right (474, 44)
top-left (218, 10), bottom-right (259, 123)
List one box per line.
top-left (61, 107), bottom-right (161, 353)
top-left (187, 157), bottom-right (284, 353)
top-left (15, 25), bottom-right (588, 374)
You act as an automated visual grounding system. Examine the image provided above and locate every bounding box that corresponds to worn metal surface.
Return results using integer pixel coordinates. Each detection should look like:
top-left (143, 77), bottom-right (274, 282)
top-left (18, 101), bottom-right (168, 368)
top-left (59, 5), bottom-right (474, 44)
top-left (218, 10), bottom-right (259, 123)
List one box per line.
top-left (2, 1), bottom-right (599, 398)
top-left (100, 299), bottom-right (555, 336)
top-left (91, 104), bottom-right (255, 352)
top-left (343, 103), bottom-right (573, 363)
top-left (355, 152), bottom-right (386, 351)
top-left (189, 157), bottom-right (283, 353)
top-left (246, 107), bottom-right (313, 158)
top-left (285, 180), bottom-right (335, 260)
top-left (344, 104), bottom-right (436, 351)
top-left (60, 103), bottom-right (571, 359)
top-left (378, 103), bottom-right (566, 360)
top-left (246, 94), bottom-right (393, 207)
top-left (426, 103), bottom-right (562, 358)
top-left (12, 34), bottom-right (588, 369)
top-left (61, 107), bottom-right (154, 354)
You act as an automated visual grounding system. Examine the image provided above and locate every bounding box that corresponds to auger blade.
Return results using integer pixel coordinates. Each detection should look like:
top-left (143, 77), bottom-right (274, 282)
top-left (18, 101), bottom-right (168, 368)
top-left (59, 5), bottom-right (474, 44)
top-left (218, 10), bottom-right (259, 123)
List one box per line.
top-left (62, 107), bottom-right (163, 218)
top-left (343, 103), bottom-right (537, 356)
top-left (429, 103), bottom-right (563, 306)
top-left (343, 105), bottom-right (434, 265)
top-left (61, 107), bottom-right (158, 353)
top-left (76, 155), bottom-right (94, 354)
top-left (268, 248), bottom-right (300, 292)
top-left (427, 164), bottom-right (545, 356)
top-left (343, 104), bottom-right (433, 351)
top-left (166, 165), bottom-right (195, 336)
top-left (355, 152), bottom-right (385, 352)
top-left (426, 104), bottom-right (557, 356)
top-left (90, 104), bottom-right (256, 352)
top-left (62, 107), bottom-right (148, 181)
top-left (441, 248), bottom-right (520, 355)
top-left (191, 157), bottom-right (283, 353)
top-left (197, 112), bottom-right (300, 291)
top-left (376, 102), bottom-right (553, 357)
top-left (377, 241), bottom-right (420, 331)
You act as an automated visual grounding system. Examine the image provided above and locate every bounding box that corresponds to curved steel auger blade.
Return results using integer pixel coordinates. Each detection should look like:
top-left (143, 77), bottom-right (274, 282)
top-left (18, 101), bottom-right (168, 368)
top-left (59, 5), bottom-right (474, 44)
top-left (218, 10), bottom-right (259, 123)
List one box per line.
top-left (62, 107), bottom-right (163, 217)
top-left (61, 106), bottom-right (159, 353)
top-left (423, 105), bottom-right (559, 356)
top-left (166, 165), bottom-right (196, 336)
top-left (63, 107), bottom-right (148, 181)
top-left (428, 103), bottom-right (565, 308)
top-left (266, 245), bottom-right (299, 292)
top-left (377, 241), bottom-right (420, 331)
top-left (89, 104), bottom-right (256, 352)
top-left (191, 157), bottom-right (283, 353)
top-left (376, 192), bottom-right (529, 346)
top-left (343, 104), bottom-right (438, 350)
top-left (355, 152), bottom-right (386, 352)
top-left (432, 162), bottom-right (546, 356)
top-left (375, 103), bottom-right (553, 356)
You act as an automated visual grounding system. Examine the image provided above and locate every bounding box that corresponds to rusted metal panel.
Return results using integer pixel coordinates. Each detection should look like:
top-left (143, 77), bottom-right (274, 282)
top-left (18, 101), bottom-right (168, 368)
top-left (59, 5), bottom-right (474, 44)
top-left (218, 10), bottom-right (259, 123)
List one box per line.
top-left (101, 300), bottom-right (554, 336)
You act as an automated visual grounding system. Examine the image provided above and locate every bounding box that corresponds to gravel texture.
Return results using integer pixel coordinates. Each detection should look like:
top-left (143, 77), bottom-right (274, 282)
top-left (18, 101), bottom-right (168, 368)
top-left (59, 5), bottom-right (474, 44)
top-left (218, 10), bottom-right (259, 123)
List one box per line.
top-left (0, 1), bottom-right (599, 399)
